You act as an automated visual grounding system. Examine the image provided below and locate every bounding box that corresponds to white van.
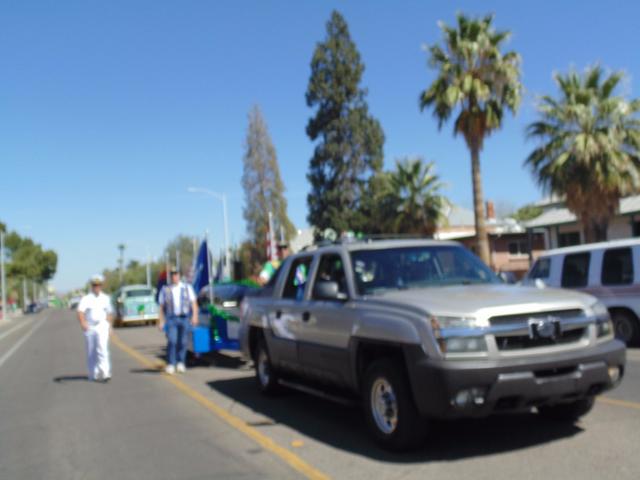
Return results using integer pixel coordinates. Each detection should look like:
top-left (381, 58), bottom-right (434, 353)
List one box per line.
top-left (524, 238), bottom-right (640, 345)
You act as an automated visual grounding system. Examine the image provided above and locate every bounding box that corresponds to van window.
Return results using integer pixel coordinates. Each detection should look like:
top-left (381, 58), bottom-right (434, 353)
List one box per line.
top-left (282, 257), bottom-right (312, 300)
top-left (529, 257), bottom-right (551, 279)
top-left (561, 253), bottom-right (590, 288)
top-left (602, 248), bottom-right (633, 286)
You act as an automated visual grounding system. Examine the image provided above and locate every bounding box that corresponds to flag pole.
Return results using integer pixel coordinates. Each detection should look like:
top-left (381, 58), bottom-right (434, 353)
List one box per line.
top-left (205, 230), bottom-right (213, 304)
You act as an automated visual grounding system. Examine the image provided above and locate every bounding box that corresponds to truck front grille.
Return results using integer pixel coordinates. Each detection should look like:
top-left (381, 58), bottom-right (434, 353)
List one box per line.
top-left (490, 309), bottom-right (588, 351)
top-left (489, 309), bottom-right (584, 326)
top-left (496, 328), bottom-right (586, 351)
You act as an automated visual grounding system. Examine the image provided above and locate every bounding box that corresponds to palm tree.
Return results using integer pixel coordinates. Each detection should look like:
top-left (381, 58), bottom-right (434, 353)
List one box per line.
top-left (389, 158), bottom-right (446, 235)
top-left (420, 13), bottom-right (522, 263)
top-left (526, 66), bottom-right (640, 243)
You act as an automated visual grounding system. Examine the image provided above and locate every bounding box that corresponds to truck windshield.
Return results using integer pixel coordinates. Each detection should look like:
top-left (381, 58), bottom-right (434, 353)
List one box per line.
top-left (350, 245), bottom-right (499, 295)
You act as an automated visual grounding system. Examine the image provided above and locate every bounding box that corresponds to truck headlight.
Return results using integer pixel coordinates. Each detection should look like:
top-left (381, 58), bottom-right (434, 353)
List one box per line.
top-left (430, 316), bottom-right (488, 353)
top-left (430, 316), bottom-right (487, 330)
top-left (591, 301), bottom-right (613, 338)
top-left (443, 337), bottom-right (488, 353)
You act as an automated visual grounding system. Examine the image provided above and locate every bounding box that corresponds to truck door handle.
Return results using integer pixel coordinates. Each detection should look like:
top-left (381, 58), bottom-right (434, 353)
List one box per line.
top-left (275, 310), bottom-right (282, 319)
top-left (302, 311), bottom-right (311, 322)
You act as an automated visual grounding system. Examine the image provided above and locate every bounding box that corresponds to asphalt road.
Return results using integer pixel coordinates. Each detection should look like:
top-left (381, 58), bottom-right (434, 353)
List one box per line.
top-left (1, 309), bottom-right (639, 480)
top-left (0, 310), bottom-right (300, 480)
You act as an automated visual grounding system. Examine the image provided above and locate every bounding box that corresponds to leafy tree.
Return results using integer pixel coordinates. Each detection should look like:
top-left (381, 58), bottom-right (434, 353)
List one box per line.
top-left (0, 221), bottom-right (57, 306)
top-left (512, 204), bottom-right (543, 222)
top-left (306, 10), bottom-right (385, 234)
top-left (420, 13), bottom-right (522, 263)
top-left (3, 230), bottom-right (57, 283)
top-left (526, 66), bottom-right (640, 242)
top-left (241, 106), bottom-right (295, 273)
top-left (163, 235), bottom-right (199, 273)
top-left (388, 158), bottom-right (447, 235)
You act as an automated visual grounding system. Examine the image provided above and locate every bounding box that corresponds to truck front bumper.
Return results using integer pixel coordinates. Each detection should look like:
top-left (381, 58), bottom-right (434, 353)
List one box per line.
top-left (405, 339), bottom-right (626, 419)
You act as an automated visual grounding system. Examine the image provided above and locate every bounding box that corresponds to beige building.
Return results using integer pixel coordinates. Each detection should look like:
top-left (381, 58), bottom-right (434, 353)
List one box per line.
top-left (524, 195), bottom-right (640, 249)
top-left (435, 204), bottom-right (545, 278)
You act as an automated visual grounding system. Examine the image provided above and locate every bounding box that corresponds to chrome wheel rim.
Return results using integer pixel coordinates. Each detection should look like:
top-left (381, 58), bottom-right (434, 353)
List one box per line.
top-left (257, 349), bottom-right (270, 386)
top-left (370, 377), bottom-right (398, 435)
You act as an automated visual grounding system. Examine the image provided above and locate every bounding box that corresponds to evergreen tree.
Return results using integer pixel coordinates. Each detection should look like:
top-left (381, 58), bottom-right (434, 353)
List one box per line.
top-left (306, 10), bottom-right (385, 234)
top-left (241, 106), bottom-right (295, 271)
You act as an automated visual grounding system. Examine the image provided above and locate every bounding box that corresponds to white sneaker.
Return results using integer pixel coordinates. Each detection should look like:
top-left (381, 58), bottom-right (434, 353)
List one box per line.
top-left (176, 362), bottom-right (186, 374)
top-left (165, 364), bottom-right (176, 375)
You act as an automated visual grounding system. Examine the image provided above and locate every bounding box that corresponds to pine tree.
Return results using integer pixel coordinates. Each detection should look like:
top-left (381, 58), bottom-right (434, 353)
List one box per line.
top-left (306, 10), bottom-right (385, 234)
top-left (241, 106), bottom-right (295, 271)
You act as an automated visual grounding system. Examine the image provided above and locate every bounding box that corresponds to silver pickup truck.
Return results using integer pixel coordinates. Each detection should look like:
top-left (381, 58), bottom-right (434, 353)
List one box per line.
top-left (239, 239), bottom-right (625, 451)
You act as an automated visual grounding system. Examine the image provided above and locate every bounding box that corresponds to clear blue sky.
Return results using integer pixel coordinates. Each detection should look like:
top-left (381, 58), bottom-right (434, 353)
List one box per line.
top-left (2, 0), bottom-right (639, 291)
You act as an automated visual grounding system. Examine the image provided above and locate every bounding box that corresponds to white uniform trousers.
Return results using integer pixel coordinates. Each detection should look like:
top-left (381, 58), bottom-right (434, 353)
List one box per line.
top-left (84, 321), bottom-right (111, 380)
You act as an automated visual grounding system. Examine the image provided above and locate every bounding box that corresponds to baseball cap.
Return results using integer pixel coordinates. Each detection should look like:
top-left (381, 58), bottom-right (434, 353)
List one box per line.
top-left (90, 274), bottom-right (105, 285)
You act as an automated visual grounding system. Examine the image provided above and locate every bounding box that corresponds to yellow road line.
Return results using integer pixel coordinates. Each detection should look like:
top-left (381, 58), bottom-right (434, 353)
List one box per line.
top-left (111, 333), bottom-right (330, 480)
top-left (597, 396), bottom-right (640, 411)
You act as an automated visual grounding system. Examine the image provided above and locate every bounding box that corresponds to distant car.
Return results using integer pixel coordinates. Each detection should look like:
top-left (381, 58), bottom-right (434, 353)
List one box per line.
top-left (523, 238), bottom-right (640, 345)
top-left (114, 285), bottom-right (159, 327)
top-left (25, 302), bottom-right (44, 314)
top-left (68, 296), bottom-right (81, 310)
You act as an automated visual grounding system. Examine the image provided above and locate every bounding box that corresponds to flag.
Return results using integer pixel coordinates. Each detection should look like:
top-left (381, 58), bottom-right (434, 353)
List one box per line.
top-left (155, 269), bottom-right (168, 303)
top-left (192, 240), bottom-right (211, 294)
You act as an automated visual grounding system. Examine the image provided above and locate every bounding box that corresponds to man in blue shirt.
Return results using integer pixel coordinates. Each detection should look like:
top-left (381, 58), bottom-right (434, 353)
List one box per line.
top-left (158, 267), bottom-right (198, 374)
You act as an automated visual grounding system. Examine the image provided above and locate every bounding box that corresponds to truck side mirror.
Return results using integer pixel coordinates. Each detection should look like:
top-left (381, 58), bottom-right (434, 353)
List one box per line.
top-left (313, 281), bottom-right (348, 301)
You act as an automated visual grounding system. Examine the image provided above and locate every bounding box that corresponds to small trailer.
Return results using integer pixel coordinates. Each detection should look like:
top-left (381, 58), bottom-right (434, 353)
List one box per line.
top-left (189, 305), bottom-right (241, 354)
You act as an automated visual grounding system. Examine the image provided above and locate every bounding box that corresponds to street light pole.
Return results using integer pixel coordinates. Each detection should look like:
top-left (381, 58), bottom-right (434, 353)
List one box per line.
top-left (187, 187), bottom-right (232, 281)
top-left (146, 253), bottom-right (151, 288)
top-left (0, 232), bottom-right (7, 321)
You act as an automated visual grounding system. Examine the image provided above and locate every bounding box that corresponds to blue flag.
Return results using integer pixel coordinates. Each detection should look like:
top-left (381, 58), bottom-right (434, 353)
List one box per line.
top-left (192, 240), bottom-right (211, 294)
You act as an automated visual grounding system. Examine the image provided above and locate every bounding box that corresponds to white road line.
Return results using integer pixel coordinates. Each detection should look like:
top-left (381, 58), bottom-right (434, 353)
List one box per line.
top-left (0, 318), bottom-right (33, 343)
top-left (0, 314), bottom-right (48, 370)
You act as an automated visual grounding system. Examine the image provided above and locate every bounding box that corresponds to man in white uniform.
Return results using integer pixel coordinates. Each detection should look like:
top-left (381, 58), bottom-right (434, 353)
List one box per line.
top-left (158, 267), bottom-right (198, 374)
top-left (77, 274), bottom-right (113, 382)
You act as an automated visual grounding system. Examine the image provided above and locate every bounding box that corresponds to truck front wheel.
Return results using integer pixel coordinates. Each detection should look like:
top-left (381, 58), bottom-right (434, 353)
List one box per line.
top-left (362, 358), bottom-right (426, 451)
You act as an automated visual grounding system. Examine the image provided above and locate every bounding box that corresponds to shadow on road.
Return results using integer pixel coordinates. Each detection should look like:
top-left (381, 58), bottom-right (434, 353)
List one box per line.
top-left (129, 368), bottom-right (163, 375)
top-left (207, 376), bottom-right (584, 462)
top-left (53, 375), bottom-right (89, 383)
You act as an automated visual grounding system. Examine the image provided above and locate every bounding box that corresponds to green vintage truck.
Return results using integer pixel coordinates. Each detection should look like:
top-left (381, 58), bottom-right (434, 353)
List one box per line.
top-left (114, 284), bottom-right (159, 327)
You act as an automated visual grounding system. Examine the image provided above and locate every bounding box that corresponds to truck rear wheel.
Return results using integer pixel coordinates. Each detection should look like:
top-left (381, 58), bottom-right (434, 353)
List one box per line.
top-left (538, 396), bottom-right (595, 421)
top-left (254, 338), bottom-right (280, 395)
top-left (362, 358), bottom-right (426, 451)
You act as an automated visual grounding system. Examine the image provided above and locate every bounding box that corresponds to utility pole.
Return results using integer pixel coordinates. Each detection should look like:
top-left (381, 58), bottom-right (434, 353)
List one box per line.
top-left (268, 211), bottom-right (276, 260)
top-left (0, 232), bottom-right (7, 321)
top-left (118, 244), bottom-right (125, 286)
top-left (146, 253), bottom-right (151, 288)
top-left (176, 249), bottom-right (181, 274)
top-left (22, 277), bottom-right (28, 311)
